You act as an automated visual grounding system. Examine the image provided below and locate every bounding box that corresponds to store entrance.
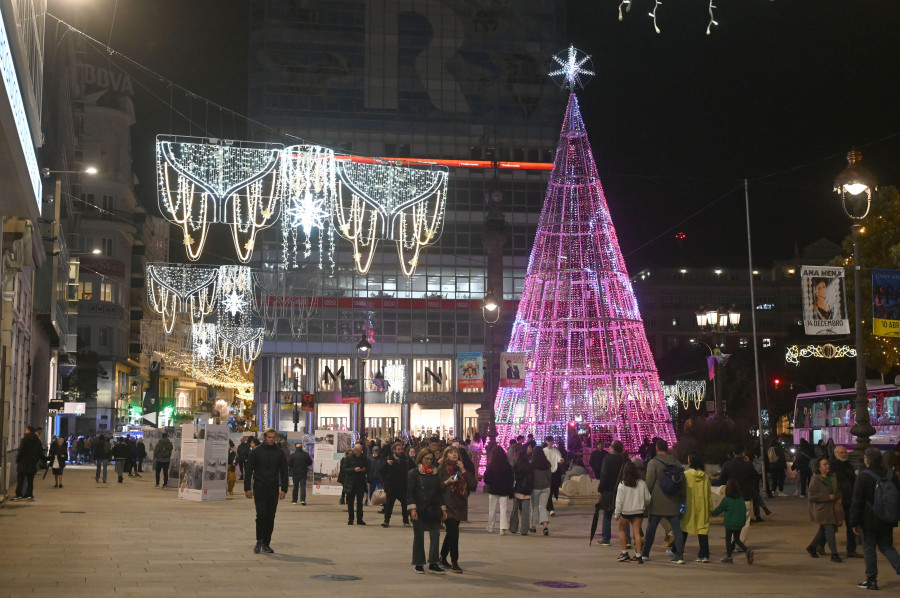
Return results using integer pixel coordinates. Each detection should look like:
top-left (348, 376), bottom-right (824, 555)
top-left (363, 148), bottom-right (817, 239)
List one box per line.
top-left (318, 417), bottom-right (349, 430)
top-left (365, 417), bottom-right (399, 440)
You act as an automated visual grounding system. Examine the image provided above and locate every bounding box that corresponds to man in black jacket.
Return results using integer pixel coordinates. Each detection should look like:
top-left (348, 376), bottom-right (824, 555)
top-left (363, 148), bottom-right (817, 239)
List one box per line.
top-left (719, 445), bottom-right (759, 538)
top-left (589, 443), bottom-right (608, 480)
top-left (596, 440), bottom-right (626, 546)
top-left (236, 437), bottom-right (251, 479)
top-left (380, 441), bottom-right (411, 527)
top-left (829, 445), bottom-right (859, 558)
top-left (850, 447), bottom-right (900, 591)
top-left (245, 428), bottom-right (289, 554)
top-left (343, 443), bottom-right (369, 525)
top-left (13, 426), bottom-right (44, 501)
top-left (289, 443), bottom-right (312, 505)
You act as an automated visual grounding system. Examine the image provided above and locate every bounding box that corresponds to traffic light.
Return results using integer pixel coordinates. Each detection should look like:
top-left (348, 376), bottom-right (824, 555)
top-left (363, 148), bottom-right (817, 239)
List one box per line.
top-left (773, 378), bottom-right (781, 389)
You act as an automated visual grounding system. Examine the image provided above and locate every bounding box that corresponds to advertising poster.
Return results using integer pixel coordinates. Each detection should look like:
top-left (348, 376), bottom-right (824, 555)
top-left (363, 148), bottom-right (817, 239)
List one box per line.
top-left (801, 265), bottom-right (850, 335)
top-left (341, 379), bottom-right (361, 404)
top-left (456, 352), bottom-right (484, 390)
top-left (500, 352), bottom-right (527, 388)
top-left (873, 269), bottom-right (900, 337)
top-left (300, 393), bottom-right (315, 412)
top-left (312, 429), bottom-right (354, 495)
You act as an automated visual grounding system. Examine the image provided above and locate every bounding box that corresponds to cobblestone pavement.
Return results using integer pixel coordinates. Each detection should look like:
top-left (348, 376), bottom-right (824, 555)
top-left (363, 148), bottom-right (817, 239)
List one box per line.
top-left (0, 465), bottom-right (896, 597)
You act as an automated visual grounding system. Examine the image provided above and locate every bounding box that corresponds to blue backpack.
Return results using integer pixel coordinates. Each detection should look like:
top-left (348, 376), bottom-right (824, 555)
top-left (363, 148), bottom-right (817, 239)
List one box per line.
top-left (864, 470), bottom-right (900, 523)
top-left (655, 458), bottom-right (684, 495)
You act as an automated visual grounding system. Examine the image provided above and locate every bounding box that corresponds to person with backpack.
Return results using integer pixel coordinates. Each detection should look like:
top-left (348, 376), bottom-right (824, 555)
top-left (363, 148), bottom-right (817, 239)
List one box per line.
top-left (719, 445), bottom-right (759, 543)
top-left (93, 433), bottom-right (110, 483)
top-left (155, 433), bottom-right (174, 488)
top-left (639, 438), bottom-right (686, 564)
top-left (849, 446), bottom-right (900, 591)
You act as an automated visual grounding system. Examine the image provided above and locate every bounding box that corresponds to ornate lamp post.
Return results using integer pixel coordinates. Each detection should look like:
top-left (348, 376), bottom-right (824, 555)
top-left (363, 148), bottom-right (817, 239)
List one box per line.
top-left (479, 285), bottom-right (501, 449)
top-left (834, 149), bottom-right (877, 458)
top-left (694, 305), bottom-right (740, 416)
top-left (356, 333), bottom-right (371, 440)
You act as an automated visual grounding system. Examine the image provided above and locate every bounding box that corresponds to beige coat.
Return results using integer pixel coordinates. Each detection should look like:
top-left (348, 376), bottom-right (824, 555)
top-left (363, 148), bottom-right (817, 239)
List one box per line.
top-left (808, 474), bottom-right (839, 525)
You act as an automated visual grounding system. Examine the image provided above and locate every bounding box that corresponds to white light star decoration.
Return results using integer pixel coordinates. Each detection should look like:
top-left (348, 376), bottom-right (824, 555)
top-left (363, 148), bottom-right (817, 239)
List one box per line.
top-left (222, 290), bottom-right (247, 317)
top-left (549, 45), bottom-right (594, 92)
top-left (280, 145), bottom-right (337, 272)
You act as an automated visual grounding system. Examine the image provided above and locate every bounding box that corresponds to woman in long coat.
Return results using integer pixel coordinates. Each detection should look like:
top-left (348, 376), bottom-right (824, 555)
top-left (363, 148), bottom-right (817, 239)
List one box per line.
top-left (437, 445), bottom-right (476, 572)
top-left (48, 436), bottom-right (68, 488)
top-left (407, 448), bottom-right (446, 573)
top-left (806, 457), bottom-right (842, 562)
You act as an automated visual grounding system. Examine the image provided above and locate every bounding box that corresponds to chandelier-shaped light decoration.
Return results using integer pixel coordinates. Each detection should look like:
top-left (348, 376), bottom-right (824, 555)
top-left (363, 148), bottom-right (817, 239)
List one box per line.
top-left (146, 263), bottom-right (218, 333)
top-left (493, 54), bottom-right (676, 453)
top-left (216, 265), bottom-right (262, 373)
top-left (279, 145), bottom-right (337, 272)
top-left (254, 269), bottom-right (319, 339)
top-left (156, 135), bottom-right (283, 262)
top-left (333, 160), bottom-right (448, 276)
top-left (676, 380), bottom-right (707, 409)
top-left (191, 323), bottom-right (218, 369)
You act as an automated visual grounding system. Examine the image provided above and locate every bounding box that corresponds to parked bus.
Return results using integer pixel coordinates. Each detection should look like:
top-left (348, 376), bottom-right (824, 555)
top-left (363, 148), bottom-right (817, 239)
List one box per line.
top-left (793, 384), bottom-right (900, 448)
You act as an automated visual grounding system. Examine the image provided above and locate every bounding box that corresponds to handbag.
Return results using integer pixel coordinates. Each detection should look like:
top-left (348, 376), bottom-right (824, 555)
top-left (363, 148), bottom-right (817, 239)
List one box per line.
top-left (372, 488), bottom-right (387, 506)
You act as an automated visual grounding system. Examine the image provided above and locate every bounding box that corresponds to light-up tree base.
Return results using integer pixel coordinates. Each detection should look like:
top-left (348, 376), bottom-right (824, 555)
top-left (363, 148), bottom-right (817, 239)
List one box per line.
top-left (493, 92), bottom-right (675, 454)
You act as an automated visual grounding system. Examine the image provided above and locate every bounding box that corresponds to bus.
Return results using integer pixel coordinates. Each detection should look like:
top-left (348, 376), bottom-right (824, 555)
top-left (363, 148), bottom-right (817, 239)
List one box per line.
top-left (793, 384), bottom-right (900, 448)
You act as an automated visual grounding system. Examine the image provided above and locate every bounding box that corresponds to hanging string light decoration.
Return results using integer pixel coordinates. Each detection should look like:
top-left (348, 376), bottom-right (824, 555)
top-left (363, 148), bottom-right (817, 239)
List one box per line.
top-left (253, 269), bottom-right (319, 339)
top-left (191, 323), bottom-right (218, 368)
top-left (785, 343), bottom-right (857, 366)
top-left (156, 135), bottom-right (283, 262)
top-left (146, 263), bottom-right (218, 333)
top-left (617, 0), bottom-right (723, 35)
top-left (279, 145), bottom-right (337, 272)
top-left (493, 47), bottom-right (676, 453)
top-left (676, 380), bottom-right (707, 409)
top-left (663, 385), bottom-right (680, 420)
top-left (216, 265), bottom-right (263, 373)
top-left (383, 361), bottom-right (407, 404)
top-left (333, 160), bottom-right (448, 277)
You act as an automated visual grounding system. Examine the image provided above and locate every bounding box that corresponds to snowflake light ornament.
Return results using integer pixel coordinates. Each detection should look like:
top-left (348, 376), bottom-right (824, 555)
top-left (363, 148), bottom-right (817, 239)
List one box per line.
top-left (223, 290), bottom-right (246, 317)
top-left (549, 45), bottom-right (594, 92)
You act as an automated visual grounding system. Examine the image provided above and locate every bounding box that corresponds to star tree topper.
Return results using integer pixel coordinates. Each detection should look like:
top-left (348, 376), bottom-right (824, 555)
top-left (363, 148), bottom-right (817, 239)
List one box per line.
top-left (549, 45), bottom-right (594, 92)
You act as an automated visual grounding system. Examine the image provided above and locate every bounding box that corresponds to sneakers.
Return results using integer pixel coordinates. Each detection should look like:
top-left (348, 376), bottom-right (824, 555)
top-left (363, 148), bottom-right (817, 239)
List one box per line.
top-left (806, 545), bottom-right (820, 559)
top-left (640, 554), bottom-right (651, 561)
top-left (486, 526), bottom-right (494, 533)
top-left (543, 528), bottom-right (549, 536)
top-left (669, 557), bottom-right (685, 564)
top-left (439, 557), bottom-right (451, 569)
top-left (720, 556), bottom-right (733, 563)
top-left (549, 510), bottom-right (556, 516)
top-left (403, 522), bottom-right (411, 527)
top-left (253, 542), bottom-right (262, 554)
top-left (831, 554), bottom-right (842, 563)
top-left (857, 579), bottom-right (878, 590)
top-left (415, 565), bottom-right (425, 574)
top-left (666, 549), bottom-right (677, 558)
top-left (381, 522), bottom-right (390, 528)
top-left (301, 501), bottom-right (306, 505)
top-left (696, 557), bottom-right (710, 563)
top-left (747, 550), bottom-right (755, 565)
top-left (27, 497), bottom-right (35, 502)
top-left (599, 541), bottom-right (611, 547)
top-left (634, 555), bottom-right (643, 564)
top-left (261, 545), bottom-right (274, 554)
top-left (428, 563), bottom-right (445, 574)
top-left (617, 552), bottom-right (632, 562)
top-left (291, 501), bottom-right (297, 505)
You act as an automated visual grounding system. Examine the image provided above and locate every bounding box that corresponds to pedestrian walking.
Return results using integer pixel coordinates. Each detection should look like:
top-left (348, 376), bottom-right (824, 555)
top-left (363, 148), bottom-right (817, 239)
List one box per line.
top-left (368, 445), bottom-right (383, 502)
top-left (112, 437), bottom-right (129, 483)
top-left (614, 459), bottom-right (650, 563)
top-left (806, 457), bottom-right (843, 562)
top-left (381, 441), bottom-right (411, 527)
top-left (154, 433), bottom-right (174, 488)
top-left (793, 439), bottom-right (814, 497)
top-left (484, 445), bottom-right (514, 535)
top-left (407, 447), bottom-right (446, 574)
top-left (711, 479), bottom-right (755, 564)
top-left (769, 439), bottom-right (787, 496)
top-left (543, 436), bottom-right (564, 516)
top-left (289, 442), bottom-right (312, 505)
top-left (93, 433), bottom-right (110, 483)
top-left (244, 428), bottom-right (288, 554)
top-left (829, 445), bottom-right (860, 558)
top-left (531, 445), bottom-right (552, 535)
top-left (437, 445), bottom-right (476, 573)
top-left (509, 444), bottom-right (534, 535)
top-left (719, 444), bottom-right (758, 543)
top-left (343, 443), bottom-right (369, 525)
top-left (640, 438), bottom-right (686, 564)
top-left (597, 440), bottom-right (627, 546)
top-left (48, 436), bottom-right (68, 489)
top-left (13, 426), bottom-right (43, 501)
top-left (136, 438), bottom-right (147, 473)
top-left (236, 436), bottom-right (250, 479)
top-left (227, 440), bottom-right (237, 495)
top-left (850, 446), bottom-right (900, 591)
top-left (681, 453), bottom-right (712, 563)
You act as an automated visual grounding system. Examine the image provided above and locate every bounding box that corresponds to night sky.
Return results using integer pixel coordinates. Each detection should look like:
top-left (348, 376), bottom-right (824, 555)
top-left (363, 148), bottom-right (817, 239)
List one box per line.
top-left (59, 0), bottom-right (900, 272)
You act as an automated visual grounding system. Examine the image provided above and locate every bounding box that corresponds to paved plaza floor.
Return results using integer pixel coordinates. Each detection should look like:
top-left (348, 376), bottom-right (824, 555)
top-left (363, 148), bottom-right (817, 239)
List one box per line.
top-left (0, 465), bottom-right (896, 597)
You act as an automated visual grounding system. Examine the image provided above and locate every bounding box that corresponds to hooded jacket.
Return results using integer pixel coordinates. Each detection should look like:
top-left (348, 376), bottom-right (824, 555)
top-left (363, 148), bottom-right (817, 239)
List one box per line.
top-left (682, 467), bottom-right (713, 535)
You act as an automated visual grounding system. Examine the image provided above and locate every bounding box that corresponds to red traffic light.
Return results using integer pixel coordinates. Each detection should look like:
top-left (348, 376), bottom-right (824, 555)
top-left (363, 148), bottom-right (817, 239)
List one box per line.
top-left (773, 378), bottom-right (781, 388)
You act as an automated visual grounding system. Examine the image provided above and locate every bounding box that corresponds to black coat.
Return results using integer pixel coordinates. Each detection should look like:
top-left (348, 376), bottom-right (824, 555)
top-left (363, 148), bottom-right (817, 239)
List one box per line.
top-left (829, 457), bottom-right (856, 507)
top-left (589, 448), bottom-right (608, 479)
top-left (289, 449), bottom-right (313, 476)
top-left (407, 466), bottom-right (444, 522)
top-left (15, 433), bottom-right (44, 474)
top-left (483, 458), bottom-right (514, 497)
top-left (48, 442), bottom-right (67, 472)
top-left (850, 466), bottom-right (899, 531)
top-left (513, 460), bottom-right (534, 497)
top-left (136, 443), bottom-right (147, 460)
top-left (111, 441), bottom-right (129, 461)
top-left (720, 457), bottom-right (759, 500)
top-left (380, 452), bottom-right (411, 494)
top-left (244, 443), bottom-right (289, 492)
top-left (341, 452), bottom-right (369, 493)
top-left (598, 452), bottom-right (627, 493)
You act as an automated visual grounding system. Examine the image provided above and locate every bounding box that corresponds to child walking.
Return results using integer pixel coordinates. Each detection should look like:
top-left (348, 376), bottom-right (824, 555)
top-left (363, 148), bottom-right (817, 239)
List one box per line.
top-left (613, 460), bottom-right (651, 563)
top-left (711, 479), bottom-right (755, 564)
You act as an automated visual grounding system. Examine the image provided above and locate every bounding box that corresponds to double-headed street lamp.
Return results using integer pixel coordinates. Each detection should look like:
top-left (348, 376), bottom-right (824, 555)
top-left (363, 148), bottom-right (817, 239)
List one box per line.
top-left (356, 333), bottom-right (371, 439)
top-left (694, 306), bottom-right (741, 416)
top-left (834, 149), bottom-right (877, 458)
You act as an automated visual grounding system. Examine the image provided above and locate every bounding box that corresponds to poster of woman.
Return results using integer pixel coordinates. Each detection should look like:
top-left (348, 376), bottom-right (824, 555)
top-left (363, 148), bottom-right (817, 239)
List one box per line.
top-left (801, 266), bottom-right (849, 335)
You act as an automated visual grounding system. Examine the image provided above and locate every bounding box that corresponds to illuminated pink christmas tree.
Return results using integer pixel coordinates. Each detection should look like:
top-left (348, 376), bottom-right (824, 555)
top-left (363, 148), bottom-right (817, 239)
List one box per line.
top-left (494, 55), bottom-right (675, 452)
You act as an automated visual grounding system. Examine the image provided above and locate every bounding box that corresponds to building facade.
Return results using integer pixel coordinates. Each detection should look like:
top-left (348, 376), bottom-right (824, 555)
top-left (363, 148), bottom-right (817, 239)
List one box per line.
top-left (246, 0), bottom-right (567, 439)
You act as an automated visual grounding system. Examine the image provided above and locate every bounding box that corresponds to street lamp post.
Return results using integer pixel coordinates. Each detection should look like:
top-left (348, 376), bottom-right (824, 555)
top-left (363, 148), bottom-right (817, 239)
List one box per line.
top-left (479, 285), bottom-right (501, 449)
top-left (356, 333), bottom-right (371, 440)
top-left (834, 149), bottom-right (877, 459)
top-left (695, 306), bottom-right (740, 416)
